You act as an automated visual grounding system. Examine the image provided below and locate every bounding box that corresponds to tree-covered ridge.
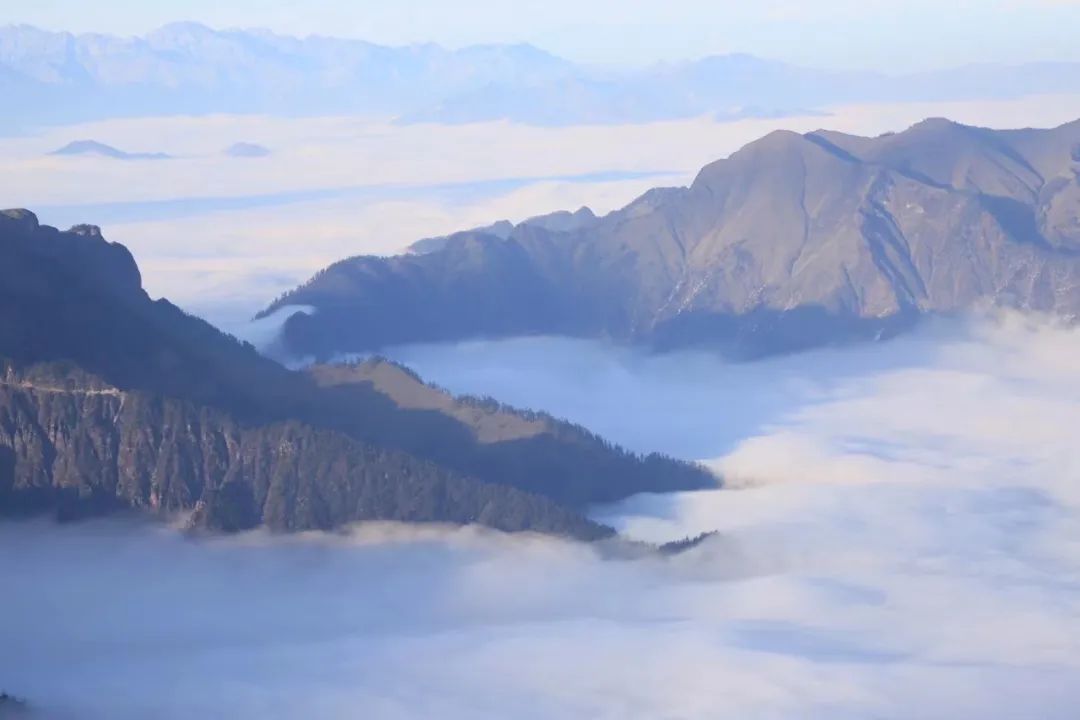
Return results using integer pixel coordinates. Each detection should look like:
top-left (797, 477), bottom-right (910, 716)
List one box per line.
top-left (0, 362), bottom-right (610, 539)
top-left (309, 358), bottom-right (716, 506)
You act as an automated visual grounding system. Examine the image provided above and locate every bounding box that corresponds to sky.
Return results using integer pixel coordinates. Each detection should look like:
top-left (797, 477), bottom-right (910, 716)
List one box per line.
top-left (4, 0), bottom-right (1079, 71)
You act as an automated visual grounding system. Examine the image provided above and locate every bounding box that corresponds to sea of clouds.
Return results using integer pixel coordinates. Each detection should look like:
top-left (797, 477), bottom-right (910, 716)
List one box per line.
top-left (3, 311), bottom-right (1080, 718)
top-left (4, 78), bottom-right (1080, 717)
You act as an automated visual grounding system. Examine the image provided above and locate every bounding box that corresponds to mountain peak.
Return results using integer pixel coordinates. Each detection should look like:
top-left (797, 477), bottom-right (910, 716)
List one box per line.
top-left (746, 128), bottom-right (807, 148)
top-left (224, 142), bottom-right (271, 158)
top-left (69, 224), bottom-right (103, 238)
top-left (52, 140), bottom-right (120, 157)
top-left (904, 117), bottom-right (972, 135)
top-left (1, 208), bottom-right (39, 227)
top-left (151, 21), bottom-right (217, 36)
top-left (146, 21), bottom-right (222, 49)
top-left (0, 209), bottom-right (40, 236)
top-left (694, 129), bottom-right (833, 186)
top-left (50, 140), bottom-right (170, 161)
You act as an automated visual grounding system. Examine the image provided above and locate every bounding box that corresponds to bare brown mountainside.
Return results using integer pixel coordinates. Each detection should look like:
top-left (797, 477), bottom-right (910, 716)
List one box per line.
top-left (0, 210), bottom-right (713, 538)
top-left (264, 118), bottom-right (1080, 358)
top-left (310, 359), bottom-right (550, 444)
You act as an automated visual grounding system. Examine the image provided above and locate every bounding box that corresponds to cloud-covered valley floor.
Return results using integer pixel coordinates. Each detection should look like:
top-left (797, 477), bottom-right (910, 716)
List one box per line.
top-left (3, 313), bottom-right (1080, 718)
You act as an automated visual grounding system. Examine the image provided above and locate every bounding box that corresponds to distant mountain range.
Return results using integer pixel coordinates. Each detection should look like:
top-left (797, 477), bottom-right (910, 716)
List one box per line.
top-left (3, 23), bottom-right (1080, 129)
top-left (0, 209), bottom-right (713, 538)
top-left (262, 117), bottom-right (1080, 358)
top-left (49, 139), bottom-right (271, 159)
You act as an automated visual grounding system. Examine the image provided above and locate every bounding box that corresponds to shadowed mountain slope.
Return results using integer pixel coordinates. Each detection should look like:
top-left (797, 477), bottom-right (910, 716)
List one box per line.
top-left (0, 210), bottom-right (713, 538)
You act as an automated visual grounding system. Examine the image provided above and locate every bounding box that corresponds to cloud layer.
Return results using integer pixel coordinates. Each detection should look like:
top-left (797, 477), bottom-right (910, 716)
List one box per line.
top-left (3, 312), bottom-right (1080, 718)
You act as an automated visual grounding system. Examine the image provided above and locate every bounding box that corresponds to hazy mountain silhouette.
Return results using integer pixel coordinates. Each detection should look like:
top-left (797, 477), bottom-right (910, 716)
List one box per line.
top-left (263, 118), bottom-right (1080, 358)
top-left (3, 24), bottom-right (1080, 128)
top-left (50, 140), bottom-right (170, 160)
top-left (223, 142), bottom-right (271, 158)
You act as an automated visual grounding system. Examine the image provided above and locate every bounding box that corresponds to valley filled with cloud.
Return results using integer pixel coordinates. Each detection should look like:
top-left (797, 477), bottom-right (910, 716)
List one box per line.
top-left (4, 312), bottom-right (1080, 719)
top-left (5, 3), bottom-right (1080, 718)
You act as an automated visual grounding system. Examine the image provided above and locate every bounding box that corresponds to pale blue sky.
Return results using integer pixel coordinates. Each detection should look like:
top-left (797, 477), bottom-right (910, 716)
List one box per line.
top-left (3, 0), bottom-right (1077, 71)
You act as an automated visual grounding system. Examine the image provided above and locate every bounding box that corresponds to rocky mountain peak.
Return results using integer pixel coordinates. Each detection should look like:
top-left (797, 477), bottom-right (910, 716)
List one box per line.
top-left (68, 224), bottom-right (102, 238)
top-left (0, 209), bottom-right (39, 233)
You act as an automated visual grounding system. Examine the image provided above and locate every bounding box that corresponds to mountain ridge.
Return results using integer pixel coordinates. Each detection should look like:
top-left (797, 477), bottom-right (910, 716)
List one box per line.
top-left (0, 361), bottom-right (608, 538)
top-left (262, 117), bottom-right (1080, 358)
top-left (0, 210), bottom-right (714, 538)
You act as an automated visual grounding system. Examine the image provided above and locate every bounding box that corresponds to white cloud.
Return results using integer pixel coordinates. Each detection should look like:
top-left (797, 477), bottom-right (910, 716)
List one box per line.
top-left (5, 313), bottom-right (1078, 717)
top-left (387, 312), bottom-right (1080, 505)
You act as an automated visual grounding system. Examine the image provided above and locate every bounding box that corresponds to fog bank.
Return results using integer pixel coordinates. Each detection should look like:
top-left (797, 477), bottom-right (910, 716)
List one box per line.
top-left (3, 495), bottom-right (1079, 720)
top-left (3, 312), bottom-right (1080, 718)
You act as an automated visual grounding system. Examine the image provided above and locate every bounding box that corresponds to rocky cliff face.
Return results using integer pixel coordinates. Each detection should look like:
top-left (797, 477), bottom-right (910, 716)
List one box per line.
top-left (264, 118), bottom-right (1080, 358)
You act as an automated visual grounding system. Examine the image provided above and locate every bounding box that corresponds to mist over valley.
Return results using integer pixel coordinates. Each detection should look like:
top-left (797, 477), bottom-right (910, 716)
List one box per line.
top-left (3, 4), bottom-right (1080, 717)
